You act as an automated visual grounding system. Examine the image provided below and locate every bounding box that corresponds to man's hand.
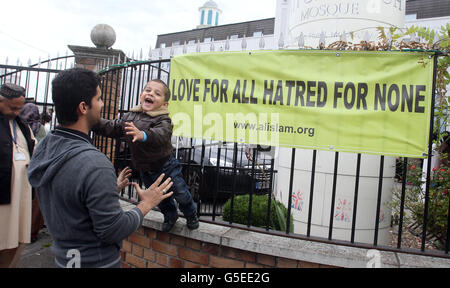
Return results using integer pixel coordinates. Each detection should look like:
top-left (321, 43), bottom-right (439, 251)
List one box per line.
top-left (125, 122), bottom-right (144, 143)
top-left (117, 166), bottom-right (132, 192)
top-left (134, 173), bottom-right (173, 216)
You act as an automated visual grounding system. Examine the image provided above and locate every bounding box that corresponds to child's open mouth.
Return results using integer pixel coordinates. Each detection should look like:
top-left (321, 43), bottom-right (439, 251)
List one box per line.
top-left (144, 98), bottom-right (154, 105)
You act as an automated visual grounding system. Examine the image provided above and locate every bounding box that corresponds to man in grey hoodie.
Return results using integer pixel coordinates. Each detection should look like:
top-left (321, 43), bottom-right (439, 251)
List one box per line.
top-left (28, 68), bottom-right (173, 268)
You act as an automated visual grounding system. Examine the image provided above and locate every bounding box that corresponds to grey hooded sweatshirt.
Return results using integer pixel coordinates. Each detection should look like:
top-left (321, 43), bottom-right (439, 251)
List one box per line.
top-left (28, 127), bottom-right (143, 268)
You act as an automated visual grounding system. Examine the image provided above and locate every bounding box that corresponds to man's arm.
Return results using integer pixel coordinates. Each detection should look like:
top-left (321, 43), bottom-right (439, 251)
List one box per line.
top-left (84, 166), bottom-right (142, 244)
top-left (84, 165), bottom-right (173, 245)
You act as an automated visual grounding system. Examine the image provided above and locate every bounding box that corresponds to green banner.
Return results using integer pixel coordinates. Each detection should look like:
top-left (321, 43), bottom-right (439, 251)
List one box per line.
top-left (169, 50), bottom-right (434, 158)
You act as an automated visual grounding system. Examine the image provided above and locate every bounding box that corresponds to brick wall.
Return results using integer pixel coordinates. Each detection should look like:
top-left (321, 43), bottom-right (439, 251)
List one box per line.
top-left (121, 226), bottom-right (338, 268)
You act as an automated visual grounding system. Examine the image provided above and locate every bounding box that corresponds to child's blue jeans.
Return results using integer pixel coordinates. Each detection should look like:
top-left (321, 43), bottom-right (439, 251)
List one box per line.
top-left (140, 155), bottom-right (197, 221)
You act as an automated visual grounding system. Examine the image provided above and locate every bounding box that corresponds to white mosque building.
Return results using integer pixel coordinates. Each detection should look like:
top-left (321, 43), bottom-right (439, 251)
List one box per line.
top-left (151, 0), bottom-right (449, 59)
top-left (151, 0), bottom-right (449, 245)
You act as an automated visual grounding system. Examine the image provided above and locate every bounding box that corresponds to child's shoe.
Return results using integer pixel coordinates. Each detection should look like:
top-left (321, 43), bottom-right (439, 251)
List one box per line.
top-left (186, 213), bottom-right (199, 230)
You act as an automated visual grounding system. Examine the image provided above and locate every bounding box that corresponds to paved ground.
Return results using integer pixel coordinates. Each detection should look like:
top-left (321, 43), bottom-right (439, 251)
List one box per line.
top-left (17, 228), bottom-right (57, 268)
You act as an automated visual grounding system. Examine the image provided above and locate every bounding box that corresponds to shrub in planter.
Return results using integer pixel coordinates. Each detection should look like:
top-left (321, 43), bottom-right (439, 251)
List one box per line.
top-left (222, 194), bottom-right (294, 232)
top-left (391, 164), bottom-right (449, 249)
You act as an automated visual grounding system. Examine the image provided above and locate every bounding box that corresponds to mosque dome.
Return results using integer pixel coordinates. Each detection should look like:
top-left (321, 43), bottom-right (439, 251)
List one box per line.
top-left (202, 1), bottom-right (219, 9)
top-left (198, 1), bottom-right (222, 28)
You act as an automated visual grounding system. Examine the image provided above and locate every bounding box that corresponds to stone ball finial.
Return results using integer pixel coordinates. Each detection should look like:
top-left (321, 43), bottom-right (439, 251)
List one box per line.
top-left (90, 24), bottom-right (116, 49)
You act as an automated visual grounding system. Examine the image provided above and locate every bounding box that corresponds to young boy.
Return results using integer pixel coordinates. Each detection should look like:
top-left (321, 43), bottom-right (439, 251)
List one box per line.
top-left (93, 79), bottom-right (199, 232)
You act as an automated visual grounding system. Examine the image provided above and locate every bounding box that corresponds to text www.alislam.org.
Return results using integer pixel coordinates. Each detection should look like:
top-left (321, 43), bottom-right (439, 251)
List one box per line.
top-left (233, 121), bottom-right (315, 137)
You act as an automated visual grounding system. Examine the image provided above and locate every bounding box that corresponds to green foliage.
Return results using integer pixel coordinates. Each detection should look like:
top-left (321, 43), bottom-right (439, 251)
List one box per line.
top-left (377, 23), bottom-right (449, 50)
top-left (222, 194), bottom-right (294, 232)
top-left (391, 164), bottom-right (449, 248)
top-left (379, 24), bottom-right (449, 146)
top-left (381, 24), bottom-right (449, 249)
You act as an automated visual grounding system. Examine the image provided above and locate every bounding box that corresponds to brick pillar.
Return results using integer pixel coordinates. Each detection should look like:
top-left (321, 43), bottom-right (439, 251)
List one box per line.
top-left (68, 45), bottom-right (125, 72)
top-left (68, 45), bottom-right (126, 162)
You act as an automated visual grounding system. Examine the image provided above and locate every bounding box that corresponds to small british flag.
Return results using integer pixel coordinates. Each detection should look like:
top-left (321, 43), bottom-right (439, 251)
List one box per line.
top-left (334, 198), bottom-right (352, 223)
top-left (291, 190), bottom-right (304, 212)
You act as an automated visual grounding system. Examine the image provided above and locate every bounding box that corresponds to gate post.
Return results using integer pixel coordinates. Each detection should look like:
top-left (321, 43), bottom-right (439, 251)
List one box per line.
top-left (68, 45), bottom-right (125, 72)
top-left (68, 45), bottom-right (125, 162)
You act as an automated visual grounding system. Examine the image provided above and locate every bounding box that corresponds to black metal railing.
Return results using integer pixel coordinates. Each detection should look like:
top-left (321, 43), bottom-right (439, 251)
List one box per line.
top-left (0, 55), bottom-right (75, 129)
top-left (93, 59), bottom-right (171, 173)
top-left (5, 54), bottom-right (447, 260)
top-left (93, 56), bottom-right (449, 259)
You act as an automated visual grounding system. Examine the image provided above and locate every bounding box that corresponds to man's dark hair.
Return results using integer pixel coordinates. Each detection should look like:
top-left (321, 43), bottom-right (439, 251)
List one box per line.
top-left (151, 79), bottom-right (171, 101)
top-left (52, 68), bottom-right (101, 125)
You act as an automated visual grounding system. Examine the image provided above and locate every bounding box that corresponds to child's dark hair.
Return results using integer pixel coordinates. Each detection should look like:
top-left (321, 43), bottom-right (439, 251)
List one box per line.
top-left (151, 79), bottom-right (171, 101)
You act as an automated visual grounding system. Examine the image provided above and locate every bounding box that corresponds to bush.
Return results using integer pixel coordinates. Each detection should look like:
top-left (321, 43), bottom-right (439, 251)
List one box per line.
top-left (391, 163), bottom-right (449, 249)
top-left (222, 194), bottom-right (294, 232)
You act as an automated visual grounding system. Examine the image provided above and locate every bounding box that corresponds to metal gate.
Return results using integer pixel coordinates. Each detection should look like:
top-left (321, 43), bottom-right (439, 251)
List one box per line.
top-left (95, 60), bottom-right (276, 219)
top-left (0, 55), bottom-right (75, 129)
top-left (96, 55), bottom-right (449, 259)
top-left (3, 53), bottom-right (446, 259)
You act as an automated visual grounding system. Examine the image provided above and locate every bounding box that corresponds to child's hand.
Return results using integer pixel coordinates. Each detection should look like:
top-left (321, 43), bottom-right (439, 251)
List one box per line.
top-left (125, 122), bottom-right (144, 142)
top-left (117, 166), bottom-right (133, 192)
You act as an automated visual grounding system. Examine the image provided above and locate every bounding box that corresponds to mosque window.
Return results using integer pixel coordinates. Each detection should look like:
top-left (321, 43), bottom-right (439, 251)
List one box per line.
top-left (201, 10), bottom-right (205, 25)
top-left (208, 10), bottom-right (213, 25)
top-left (405, 13), bottom-right (417, 21)
top-left (253, 31), bottom-right (263, 37)
top-left (215, 12), bottom-right (219, 26)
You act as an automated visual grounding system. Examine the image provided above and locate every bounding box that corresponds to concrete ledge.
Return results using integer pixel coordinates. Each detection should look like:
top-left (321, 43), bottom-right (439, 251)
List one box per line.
top-left (120, 200), bottom-right (450, 268)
